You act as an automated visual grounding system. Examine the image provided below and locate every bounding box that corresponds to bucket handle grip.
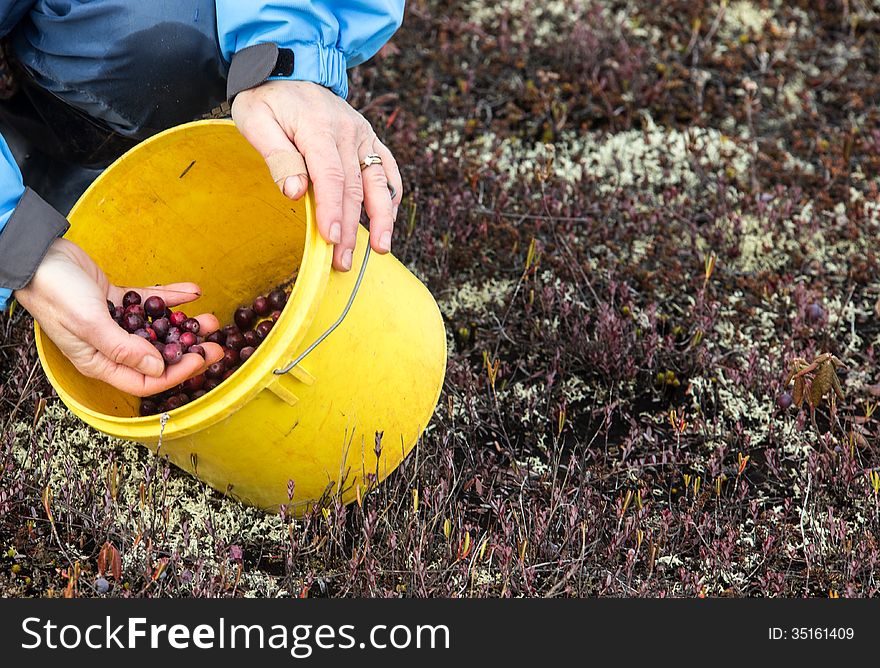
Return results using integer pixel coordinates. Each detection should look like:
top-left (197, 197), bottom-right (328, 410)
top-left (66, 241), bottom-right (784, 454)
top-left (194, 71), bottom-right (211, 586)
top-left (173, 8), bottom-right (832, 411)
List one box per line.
top-left (273, 242), bottom-right (371, 376)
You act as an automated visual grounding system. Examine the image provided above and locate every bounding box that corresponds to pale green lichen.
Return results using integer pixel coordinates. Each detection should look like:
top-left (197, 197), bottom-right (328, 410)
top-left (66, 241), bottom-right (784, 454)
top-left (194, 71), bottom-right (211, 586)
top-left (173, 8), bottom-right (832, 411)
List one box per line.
top-left (10, 402), bottom-right (289, 595)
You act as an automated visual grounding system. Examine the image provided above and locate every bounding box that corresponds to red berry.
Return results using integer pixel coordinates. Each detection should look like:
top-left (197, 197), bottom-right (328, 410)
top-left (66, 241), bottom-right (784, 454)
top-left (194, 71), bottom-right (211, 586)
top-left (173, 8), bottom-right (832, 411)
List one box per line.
top-left (271, 310), bottom-right (282, 322)
top-left (188, 344), bottom-right (206, 358)
top-left (124, 304), bottom-right (146, 319)
top-left (234, 306), bottom-right (256, 331)
top-left (777, 392), bottom-right (793, 410)
top-left (134, 328), bottom-right (151, 340)
top-left (144, 295), bottom-right (166, 319)
top-left (191, 390), bottom-right (207, 400)
top-left (183, 318), bottom-right (201, 334)
top-left (183, 373), bottom-right (206, 393)
top-left (267, 289), bottom-right (287, 311)
top-left (166, 327), bottom-right (182, 343)
top-left (180, 331), bottom-right (198, 349)
top-left (222, 369), bottom-right (235, 380)
top-left (139, 400), bottom-right (158, 416)
top-left (243, 330), bottom-right (260, 347)
top-left (170, 311), bottom-right (188, 327)
top-left (164, 394), bottom-right (185, 410)
top-left (112, 305), bottom-right (125, 322)
top-left (107, 299), bottom-right (116, 314)
top-left (151, 317), bottom-right (170, 339)
top-left (153, 341), bottom-right (165, 354)
top-left (226, 331), bottom-right (245, 350)
top-left (239, 346), bottom-right (256, 363)
top-left (253, 296), bottom-right (270, 316)
top-left (223, 347), bottom-right (240, 369)
top-left (122, 290), bottom-right (142, 308)
top-left (206, 362), bottom-right (225, 379)
top-left (204, 379), bottom-right (221, 391)
top-left (162, 342), bottom-right (184, 365)
top-left (205, 330), bottom-right (226, 346)
top-left (255, 320), bottom-right (274, 339)
top-left (806, 303), bottom-right (824, 322)
top-left (121, 313), bottom-right (144, 333)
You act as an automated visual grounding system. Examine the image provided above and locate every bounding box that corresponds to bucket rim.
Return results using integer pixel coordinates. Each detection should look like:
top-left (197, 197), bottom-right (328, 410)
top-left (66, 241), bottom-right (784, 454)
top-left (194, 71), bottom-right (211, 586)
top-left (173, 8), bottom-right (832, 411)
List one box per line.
top-left (34, 119), bottom-right (333, 440)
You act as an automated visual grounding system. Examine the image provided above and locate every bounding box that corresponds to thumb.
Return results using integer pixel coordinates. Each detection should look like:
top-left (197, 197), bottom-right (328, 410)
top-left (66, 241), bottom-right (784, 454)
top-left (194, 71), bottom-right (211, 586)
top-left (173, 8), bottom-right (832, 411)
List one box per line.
top-left (84, 317), bottom-right (165, 378)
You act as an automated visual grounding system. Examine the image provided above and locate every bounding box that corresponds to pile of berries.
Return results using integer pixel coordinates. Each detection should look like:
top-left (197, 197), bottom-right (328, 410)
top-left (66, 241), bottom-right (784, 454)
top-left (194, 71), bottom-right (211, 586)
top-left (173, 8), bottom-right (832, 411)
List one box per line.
top-left (107, 287), bottom-right (289, 416)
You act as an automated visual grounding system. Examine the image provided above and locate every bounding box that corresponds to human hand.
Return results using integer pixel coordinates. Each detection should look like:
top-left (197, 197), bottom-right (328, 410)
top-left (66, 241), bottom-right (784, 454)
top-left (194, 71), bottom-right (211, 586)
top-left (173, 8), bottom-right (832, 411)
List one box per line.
top-left (14, 239), bottom-right (224, 397)
top-left (231, 80), bottom-right (403, 271)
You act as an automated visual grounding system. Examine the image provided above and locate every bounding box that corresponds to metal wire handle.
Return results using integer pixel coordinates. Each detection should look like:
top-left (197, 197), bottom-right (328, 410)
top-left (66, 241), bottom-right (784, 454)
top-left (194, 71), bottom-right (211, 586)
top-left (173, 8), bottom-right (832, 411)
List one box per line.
top-left (273, 242), bottom-right (372, 375)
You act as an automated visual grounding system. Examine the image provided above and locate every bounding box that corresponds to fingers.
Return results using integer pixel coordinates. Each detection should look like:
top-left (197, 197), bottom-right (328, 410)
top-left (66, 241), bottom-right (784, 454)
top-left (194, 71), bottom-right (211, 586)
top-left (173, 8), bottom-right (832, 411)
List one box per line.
top-left (79, 313), bottom-right (167, 378)
top-left (297, 131), bottom-right (346, 252)
top-left (233, 99), bottom-right (310, 200)
top-left (109, 282), bottom-right (201, 309)
top-left (96, 342), bottom-right (225, 397)
top-left (375, 139), bottom-right (403, 221)
top-left (337, 151), bottom-right (364, 271)
top-left (359, 143), bottom-right (394, 255)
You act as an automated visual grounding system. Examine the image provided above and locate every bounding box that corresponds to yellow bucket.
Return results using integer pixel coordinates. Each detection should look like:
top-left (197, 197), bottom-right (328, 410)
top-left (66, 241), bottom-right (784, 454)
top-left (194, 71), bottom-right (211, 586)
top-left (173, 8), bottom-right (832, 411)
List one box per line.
top-left (34, 120), bottom-right (446, 513)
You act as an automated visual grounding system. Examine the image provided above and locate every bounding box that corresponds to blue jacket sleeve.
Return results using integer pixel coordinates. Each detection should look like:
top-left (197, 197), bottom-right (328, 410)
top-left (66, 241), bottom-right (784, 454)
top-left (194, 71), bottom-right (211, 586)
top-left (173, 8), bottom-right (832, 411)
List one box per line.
top-left (0, 133), bottom-right (26, 310)
top-left (215, 1), bottom-right (405, 99)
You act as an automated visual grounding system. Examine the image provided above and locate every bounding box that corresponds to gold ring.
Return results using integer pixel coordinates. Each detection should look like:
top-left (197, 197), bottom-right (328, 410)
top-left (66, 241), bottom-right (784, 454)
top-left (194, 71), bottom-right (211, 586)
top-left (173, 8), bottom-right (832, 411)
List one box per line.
top-left (359, 154), bottom-right (383, 170)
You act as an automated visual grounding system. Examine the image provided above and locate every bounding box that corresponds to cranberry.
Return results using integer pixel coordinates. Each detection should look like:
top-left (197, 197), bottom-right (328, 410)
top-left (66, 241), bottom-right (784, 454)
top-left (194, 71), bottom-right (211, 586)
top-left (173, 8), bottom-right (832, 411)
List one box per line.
top-left (124, 304), bottom-right (146, 319)
top-left (151, 317), bottom-right (170, 339)
top-left (223, 347), bottom-right (240, 369)
top-left (271, 310), bottom-right (282, 322)
top-left (206, 362), bottom-right (225, 379)
top-left (239, 346), bottom-right (256, 363)
top-left (268, 288), bottom-right (287, 311)
top-left (122, 290), bottom-right (141, 308)
top-left (139, 400), bottom-right (158, 416)
top-left (170, 311), bottom-right (188, 328)
top-left (144, 295), bottom-right (166, 319)
top-left (107, 299), bottom-right (116, 314)
top-left (153, 341), bottom-right (165, 354)
top-left (226, 330), bottom-right (245, 350)
top-left (222, 369), bottom-right (235, 380)
top-left (205, 330), bottom-right (226, 346)
top-left (253, 295), bottom-right (270, 317)
top-left (134, 328), bottom-right (151, 340)
top-left (777, 392), bottom-right (793, 410)
top-left (166, 327), bottom-right (182, 343)
top-left (121, 312), bottom-right (144, 333)
top-left (204, 379), bottom-right (221, 391)
top-left (162, 342), bottom-right (184, 365)
top-left (183, 373), bottom-right (206, 393)
top-left (183, 318), bottom-right (201, 334)
top-left (191, 390), bottom-right (207, 400)
top-left (165, 394), bottom-right (185, 411)
top-left (255, 320), bottom-right (274, 339)
top-left (223, 324), bottom-right (240, 337)
top-left (234, 306), bottom-right (256, 331)
top-left (243, 330), bottom-right (260, 347)
top-left (179, 331), bottom-right (198, 349)
top-left (188, 344), bottom-right (206, 358)
top-left (806, 303), bottom-right (824, 322)
top-left (112, 305), bottom-right (125, 322)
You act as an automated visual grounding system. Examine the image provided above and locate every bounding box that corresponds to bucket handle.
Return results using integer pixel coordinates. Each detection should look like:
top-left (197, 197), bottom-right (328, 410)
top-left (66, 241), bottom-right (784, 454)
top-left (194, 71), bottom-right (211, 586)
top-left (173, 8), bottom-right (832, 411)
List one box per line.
top-left (273, 242), bottom-right (371, 376)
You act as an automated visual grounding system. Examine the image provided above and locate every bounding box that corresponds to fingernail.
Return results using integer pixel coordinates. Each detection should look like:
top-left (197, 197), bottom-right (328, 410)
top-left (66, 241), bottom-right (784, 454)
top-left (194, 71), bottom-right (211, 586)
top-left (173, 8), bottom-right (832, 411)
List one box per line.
top-left (379, 231), bottom-right (392, 252)
top-left (341, 248), bottom-right (353, 271)
top-left (283, 175), bottom-right (307, 199)
top-left (140, 355), bottom-right (164, 378)
top-left (329, 223), bottom-right (342, 244)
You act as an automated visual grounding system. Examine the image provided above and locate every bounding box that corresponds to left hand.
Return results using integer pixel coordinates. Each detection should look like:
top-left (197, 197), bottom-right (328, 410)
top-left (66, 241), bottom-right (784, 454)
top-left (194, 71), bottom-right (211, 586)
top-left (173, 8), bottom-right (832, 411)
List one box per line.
top-left (231, 80), bottom-right (403, 272)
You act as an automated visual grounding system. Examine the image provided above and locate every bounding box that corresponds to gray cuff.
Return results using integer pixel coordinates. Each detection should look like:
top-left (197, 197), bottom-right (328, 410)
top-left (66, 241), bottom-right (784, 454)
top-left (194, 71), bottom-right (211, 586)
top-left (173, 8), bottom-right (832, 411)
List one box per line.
top-left (0, 188), bottom-right (69, 291)
top-left (226, 43), bottom-right (295, 103)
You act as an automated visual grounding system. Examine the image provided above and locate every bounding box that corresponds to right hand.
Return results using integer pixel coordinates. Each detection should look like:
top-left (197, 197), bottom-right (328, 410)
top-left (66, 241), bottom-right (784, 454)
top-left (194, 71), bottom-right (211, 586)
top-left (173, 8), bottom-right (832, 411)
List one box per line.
top-left (15, 238), bottom-right (224, 397)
